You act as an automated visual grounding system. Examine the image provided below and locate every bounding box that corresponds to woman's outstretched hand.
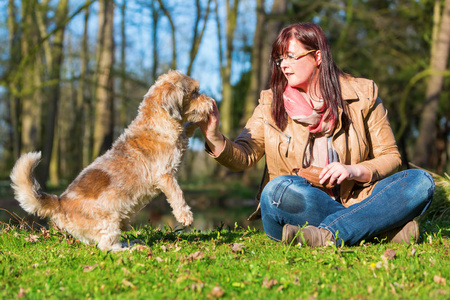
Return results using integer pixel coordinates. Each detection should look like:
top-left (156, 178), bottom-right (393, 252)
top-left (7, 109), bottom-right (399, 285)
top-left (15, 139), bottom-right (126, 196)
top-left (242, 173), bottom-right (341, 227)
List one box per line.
top-left (319, 162), bottom-right (371, 186)
top-left (199, 99), bottom-right (225, 156)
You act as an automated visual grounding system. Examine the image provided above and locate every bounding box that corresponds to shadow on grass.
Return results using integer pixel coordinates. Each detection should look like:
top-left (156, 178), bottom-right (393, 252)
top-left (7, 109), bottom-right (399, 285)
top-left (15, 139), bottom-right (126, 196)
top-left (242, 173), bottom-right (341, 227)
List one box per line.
top-left (122, 223), bottom-right (262, 248)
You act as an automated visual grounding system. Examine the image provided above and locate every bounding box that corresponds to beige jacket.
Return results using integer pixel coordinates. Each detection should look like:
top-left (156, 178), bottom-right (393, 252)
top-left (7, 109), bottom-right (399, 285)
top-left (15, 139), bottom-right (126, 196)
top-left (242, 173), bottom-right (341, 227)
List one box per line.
top-left (208, 76), bottom-right (401, 218)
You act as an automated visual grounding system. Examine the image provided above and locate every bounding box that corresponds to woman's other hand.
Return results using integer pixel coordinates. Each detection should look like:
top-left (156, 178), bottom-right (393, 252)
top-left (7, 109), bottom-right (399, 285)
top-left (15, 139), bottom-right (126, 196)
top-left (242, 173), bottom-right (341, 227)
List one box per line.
top-left (319, 162), bottom-right (371, 185)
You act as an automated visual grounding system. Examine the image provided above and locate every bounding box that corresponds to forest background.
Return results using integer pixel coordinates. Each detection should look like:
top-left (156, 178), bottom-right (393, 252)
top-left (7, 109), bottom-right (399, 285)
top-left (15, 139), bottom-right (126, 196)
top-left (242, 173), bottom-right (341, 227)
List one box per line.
top-left (0, 0), bottom-right (449, 192)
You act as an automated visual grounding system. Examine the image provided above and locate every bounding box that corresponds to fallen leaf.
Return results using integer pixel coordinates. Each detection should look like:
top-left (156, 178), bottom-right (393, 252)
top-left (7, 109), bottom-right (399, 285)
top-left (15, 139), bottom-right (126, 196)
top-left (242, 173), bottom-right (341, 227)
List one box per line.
top-left (130, 244), bottom-right (150, 252)
top-left (40, 228), bottom-right (50, 239)
top-left (25, 235), bottom-right (39, 243)
top-left (180, 251), bottom-right (205, 262)
top-left (210, 286), bottom-right (224, 298)
top-left (83, 264), bottom-right (97, 272)
top-left (262, 277), bottom-right (278, 289)
top-left (434, 275), bottom-right (446, 286)
top-left (382, 248), bottom-right (396, 260)
top-left (16, 287), bottom-right (26, 298)
top-left (189, 251), bottom-right (205, 260)
top-left (122, 279), bottom-right (136, 289)
top-left (229, 243), bottom-right (245, 252)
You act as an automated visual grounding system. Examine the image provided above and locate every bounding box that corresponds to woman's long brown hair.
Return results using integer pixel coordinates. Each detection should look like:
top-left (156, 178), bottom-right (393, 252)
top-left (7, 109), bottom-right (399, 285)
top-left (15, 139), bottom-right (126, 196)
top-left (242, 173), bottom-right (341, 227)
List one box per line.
top-left (269, 23), bottom-right (350, 131)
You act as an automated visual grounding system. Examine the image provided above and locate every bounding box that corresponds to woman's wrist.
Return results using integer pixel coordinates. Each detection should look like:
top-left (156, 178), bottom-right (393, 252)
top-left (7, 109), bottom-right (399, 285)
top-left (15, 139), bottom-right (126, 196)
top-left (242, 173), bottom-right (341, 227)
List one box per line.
top-left (351, 165), bottom-right (371, 183)
top-left (205, 132), bottom-right (226, 156)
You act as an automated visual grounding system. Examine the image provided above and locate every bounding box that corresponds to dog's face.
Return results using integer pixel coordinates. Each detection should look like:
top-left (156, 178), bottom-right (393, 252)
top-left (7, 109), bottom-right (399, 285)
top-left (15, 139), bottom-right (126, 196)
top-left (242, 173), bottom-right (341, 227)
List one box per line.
top-left (147, 70), bottom-right (213, 123)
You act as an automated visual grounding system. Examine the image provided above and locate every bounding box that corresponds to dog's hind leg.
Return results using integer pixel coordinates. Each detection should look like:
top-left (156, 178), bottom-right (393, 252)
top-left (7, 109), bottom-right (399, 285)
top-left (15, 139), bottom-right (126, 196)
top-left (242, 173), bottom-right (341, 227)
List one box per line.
top-left (158, 174), bottom-right (193, 226)
top-left (96, 222), bottom-right (123, 251)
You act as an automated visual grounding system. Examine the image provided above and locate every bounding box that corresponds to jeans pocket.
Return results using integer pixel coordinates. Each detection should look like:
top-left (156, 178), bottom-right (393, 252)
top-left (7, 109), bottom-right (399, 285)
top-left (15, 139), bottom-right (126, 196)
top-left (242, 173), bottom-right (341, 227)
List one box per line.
top-left (271, 178), bottom-right (293, 208)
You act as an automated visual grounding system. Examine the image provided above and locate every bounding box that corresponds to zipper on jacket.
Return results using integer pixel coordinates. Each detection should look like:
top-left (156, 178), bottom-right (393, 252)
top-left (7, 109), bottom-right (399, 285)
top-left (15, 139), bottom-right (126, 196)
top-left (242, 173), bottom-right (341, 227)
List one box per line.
top-left (264, 120), bottom-right (291, 157)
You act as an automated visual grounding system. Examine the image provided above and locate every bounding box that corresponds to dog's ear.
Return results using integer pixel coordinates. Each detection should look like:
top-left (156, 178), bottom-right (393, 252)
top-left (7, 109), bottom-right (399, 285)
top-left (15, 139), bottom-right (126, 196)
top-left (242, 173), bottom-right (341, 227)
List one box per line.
top-left (160, 82), bottom-right (184, 121)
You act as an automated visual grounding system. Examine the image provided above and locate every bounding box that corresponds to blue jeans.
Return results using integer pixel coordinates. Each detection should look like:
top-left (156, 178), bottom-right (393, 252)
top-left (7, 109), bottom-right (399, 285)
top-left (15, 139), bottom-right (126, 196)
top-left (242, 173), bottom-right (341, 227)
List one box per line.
top-left (259, 169), bottom-right (435, 246)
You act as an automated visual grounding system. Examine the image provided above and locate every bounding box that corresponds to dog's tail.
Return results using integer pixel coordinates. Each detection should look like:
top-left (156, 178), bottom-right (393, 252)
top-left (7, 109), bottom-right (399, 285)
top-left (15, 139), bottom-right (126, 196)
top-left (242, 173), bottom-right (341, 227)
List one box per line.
top-left (10, 152), bottom-right (60, 218)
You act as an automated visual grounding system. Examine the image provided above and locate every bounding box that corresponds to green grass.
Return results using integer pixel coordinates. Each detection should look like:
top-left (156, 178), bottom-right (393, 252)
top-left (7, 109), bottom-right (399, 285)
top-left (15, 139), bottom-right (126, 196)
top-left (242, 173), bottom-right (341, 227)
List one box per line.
top-left (0, 221), bottom-right (449, 299)
top-left (0, 173), bottom-right (449, 299)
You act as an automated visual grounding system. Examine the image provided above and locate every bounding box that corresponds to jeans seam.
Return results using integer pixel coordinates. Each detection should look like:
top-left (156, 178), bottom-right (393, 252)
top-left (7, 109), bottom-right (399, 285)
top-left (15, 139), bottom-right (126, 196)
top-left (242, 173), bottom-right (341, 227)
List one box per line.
top-left (271, 179), bottom-right (292, 208)
top-left (324, 171), bottom-right (408, 228)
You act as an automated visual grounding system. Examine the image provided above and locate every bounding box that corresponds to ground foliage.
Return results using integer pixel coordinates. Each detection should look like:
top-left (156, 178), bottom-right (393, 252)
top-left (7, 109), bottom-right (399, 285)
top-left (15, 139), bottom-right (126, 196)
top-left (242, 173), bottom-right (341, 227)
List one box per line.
top-left (0, 218), bottom-right (448, 299)
top-left (0, 174), bottom-right (448, 299)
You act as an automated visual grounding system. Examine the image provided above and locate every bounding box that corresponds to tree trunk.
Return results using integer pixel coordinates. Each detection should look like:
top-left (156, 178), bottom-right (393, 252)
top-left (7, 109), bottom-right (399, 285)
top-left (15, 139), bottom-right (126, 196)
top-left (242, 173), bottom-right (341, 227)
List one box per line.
top-left (72, 2), bottom-right (92, 169)
top-left (241, 0), bottom-right (265, 126)
top-left (157, 0), bottom-right (177, 70)
top-left (7, 0), bottom-right (21, 161)
top-left (93, 0), bottom-right (115, 158)
top-left (151, 1), bottom-right (160, 80)
top-left (413, 0), bottom-right (450, 169)
top-left (38, 0), bottom-right (69, 186)
top-left (219, 0), bottom-right (240, 138)
top-left (20, 1), bottom-right (42, 154)
top-left (120, 1), bottom-right (127, 129)
top-left (260, 0), bottom-right (287, 90)
top-left (187, 0), bottom-right (212, 76)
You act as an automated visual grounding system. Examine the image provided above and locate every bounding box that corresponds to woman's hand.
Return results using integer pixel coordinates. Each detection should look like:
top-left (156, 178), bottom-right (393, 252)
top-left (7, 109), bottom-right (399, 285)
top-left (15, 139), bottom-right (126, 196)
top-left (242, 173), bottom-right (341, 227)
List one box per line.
top-left (199, 99), bottom-right (225, 156)
top-left (319, 162), bottom-right (371, 186)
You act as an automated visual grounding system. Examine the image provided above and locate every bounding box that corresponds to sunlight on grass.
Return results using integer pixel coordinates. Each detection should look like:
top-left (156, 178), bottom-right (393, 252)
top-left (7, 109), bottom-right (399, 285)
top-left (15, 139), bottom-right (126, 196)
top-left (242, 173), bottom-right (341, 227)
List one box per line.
top-left (0, 219), bottom-right (448, 299)
top-left (0, 174), bottom-right (448, 299)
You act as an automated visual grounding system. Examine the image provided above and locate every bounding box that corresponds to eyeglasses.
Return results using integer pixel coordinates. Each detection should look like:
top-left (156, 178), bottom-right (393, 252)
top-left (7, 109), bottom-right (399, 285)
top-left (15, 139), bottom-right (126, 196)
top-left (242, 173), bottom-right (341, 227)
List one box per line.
top-left (275, 49), bottom-right (317, 66)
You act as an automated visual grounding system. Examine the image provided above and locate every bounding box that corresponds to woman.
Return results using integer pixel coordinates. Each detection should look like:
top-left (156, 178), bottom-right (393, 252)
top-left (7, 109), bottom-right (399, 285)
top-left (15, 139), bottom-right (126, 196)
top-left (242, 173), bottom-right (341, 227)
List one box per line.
top-left (200, 23), bottom-right (434, 247)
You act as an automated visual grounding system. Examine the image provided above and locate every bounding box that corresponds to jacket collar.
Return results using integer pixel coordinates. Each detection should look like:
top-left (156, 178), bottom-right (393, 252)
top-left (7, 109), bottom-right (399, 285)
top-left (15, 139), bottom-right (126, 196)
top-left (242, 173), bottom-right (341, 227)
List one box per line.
top-left (340, 76), bottom-right (359, 101)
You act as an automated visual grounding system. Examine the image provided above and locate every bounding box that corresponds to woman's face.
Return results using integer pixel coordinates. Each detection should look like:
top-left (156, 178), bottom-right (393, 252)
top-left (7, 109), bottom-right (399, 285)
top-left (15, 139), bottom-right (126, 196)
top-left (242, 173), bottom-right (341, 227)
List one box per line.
top-left (279, 38), bottom-right (320, 93)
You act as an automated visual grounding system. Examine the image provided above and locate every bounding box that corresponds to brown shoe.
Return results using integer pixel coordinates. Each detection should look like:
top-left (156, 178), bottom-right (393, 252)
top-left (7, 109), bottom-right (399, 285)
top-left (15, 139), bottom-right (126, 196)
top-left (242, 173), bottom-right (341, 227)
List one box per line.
top-left (282, 225), bottom-right (335, 247)
top-left (374, 220), bottom-right (419, 244)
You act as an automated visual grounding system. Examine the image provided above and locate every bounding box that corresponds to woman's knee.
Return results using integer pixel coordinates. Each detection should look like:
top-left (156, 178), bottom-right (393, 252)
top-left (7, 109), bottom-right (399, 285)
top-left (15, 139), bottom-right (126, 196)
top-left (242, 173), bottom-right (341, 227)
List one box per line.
top-left (405, 169), bottom-right (434, 195)
top-left (391, 169), bottom-right (435, 215)
top-left (260, 175), bottom-right (311, 213)
top-left (409, 169), bottom-right (435, 210)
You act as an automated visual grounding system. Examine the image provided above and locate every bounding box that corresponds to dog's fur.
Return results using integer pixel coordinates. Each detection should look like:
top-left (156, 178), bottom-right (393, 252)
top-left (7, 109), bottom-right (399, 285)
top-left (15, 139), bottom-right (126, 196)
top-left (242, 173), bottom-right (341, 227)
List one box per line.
top-left (10, 70), bottom-right (213, 251)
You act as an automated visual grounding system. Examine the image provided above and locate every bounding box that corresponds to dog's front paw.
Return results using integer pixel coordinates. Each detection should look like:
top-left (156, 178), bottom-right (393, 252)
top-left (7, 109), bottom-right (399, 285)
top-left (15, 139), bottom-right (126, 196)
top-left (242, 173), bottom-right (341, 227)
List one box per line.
top-left (174, 207), bottom-right (193, 226)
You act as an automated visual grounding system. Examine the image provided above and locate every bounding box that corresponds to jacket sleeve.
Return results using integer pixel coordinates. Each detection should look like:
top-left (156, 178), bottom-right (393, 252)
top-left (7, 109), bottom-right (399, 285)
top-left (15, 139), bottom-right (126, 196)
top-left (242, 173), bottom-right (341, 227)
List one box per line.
top-left (357, 83), bottom-right (402, 182)
top-left (205, 101), bottom-right (267, 172)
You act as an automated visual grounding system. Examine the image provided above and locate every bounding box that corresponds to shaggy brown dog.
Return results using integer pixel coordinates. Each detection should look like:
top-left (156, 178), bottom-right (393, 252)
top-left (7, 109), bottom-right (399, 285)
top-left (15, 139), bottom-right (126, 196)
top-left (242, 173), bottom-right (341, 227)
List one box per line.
top-left (10, 70), bottom-right (213, 251)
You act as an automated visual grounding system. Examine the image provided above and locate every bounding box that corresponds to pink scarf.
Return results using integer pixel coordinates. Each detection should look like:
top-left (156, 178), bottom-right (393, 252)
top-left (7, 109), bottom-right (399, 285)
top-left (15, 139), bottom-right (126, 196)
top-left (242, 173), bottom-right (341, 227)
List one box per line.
top-left (283, 85), bottom-right (335, 134)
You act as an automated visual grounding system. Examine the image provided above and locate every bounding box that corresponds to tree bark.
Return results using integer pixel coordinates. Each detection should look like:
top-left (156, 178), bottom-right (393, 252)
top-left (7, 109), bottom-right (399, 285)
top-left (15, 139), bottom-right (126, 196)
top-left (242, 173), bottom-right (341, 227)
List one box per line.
top-left (93, 0), bottom-right (115, 158)
top-left (260, 0), bottom-right (287, 91)
top-left (241, 0), bottom-right (265, 126)
top-left (7, 0), bottom-right (21, 161)
top-left (413, 0), bottom-right (450, 169)
top-left (219, 0), bottom-right (240, 138)
top-left (20, 1), bottom-right (42, 154)
top-left (79, 3), bottom-right (92, 168)
top-left (187, 0), bottom-right (213, 76)
top-left (151, 1), bottom-right (160, 80)
top-left (157, 0), bottom-right (177, 70)
top-left (120, 1), bottom-right (127, 129)
top-left (38, 0), bottom-right (69, 186)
